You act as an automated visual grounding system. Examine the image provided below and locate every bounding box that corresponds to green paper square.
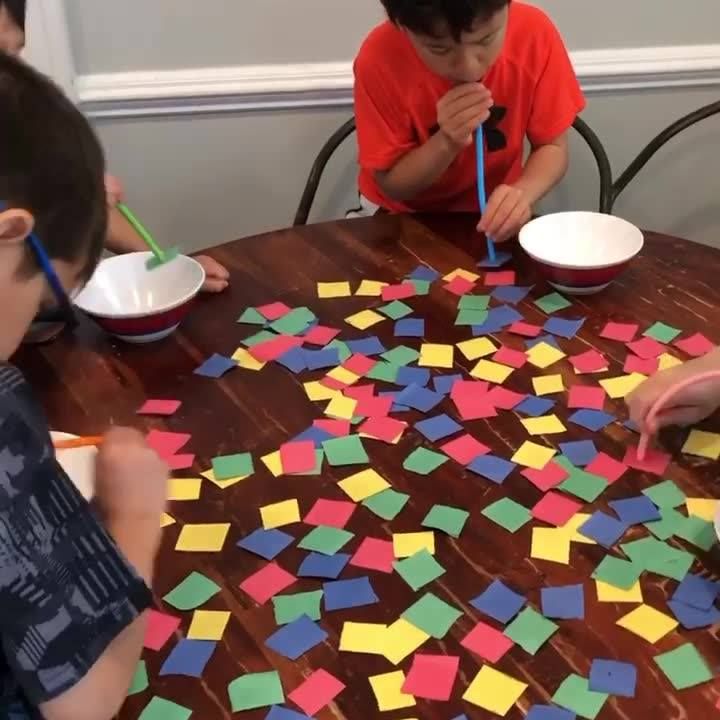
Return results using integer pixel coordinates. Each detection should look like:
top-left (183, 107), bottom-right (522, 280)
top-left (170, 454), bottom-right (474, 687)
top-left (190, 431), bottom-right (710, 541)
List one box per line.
top-left (402, 592), bottom-right (462, 638)
top-left (272, 590), bottom-right (323, 625)
top-left (327, 339), bottom-right (352, 362)
top-left (228, 671), bottom-right (284, 712)
top-left (242, 329), bottom-right (277, 347)
top-left (622, 537), bottom-right (693, 580)
top-left (298, 525), bottom-right (354, 555)
top-left (269, 308), bottom-right (315, 335)
top-left (322, 435), bottom-right (369, 466)
top-left (504, 607), bottom-right (558, 654)
top-left (128, 660), bottom-right (149, 696)
top-left (381, 345), bottom-right (420, 366)
top-left (621, 537), bottom-right (666, 566)
top-left (535, 292), bottom-right (572, 314)
top-left (592, 555), bottom-right (642, 590)
top-left (411, 279), bottom-right (431, 295)
top-left (456, 308), bottom-right (489, 326)
top-left (654, 643), bottom-right (713, 689)
top-left (394, 549), bottom-right (445, 590)
top-left (139, 697), bottom-right (192, 720)
top-left (363, 489), bottom-right (409, 520)
top-left (163, 571), bottom-right (221, 610)
top-left (212, 452), bottom-right (254, 480)
top-left (554, 455), bottom-right (576, 472)
top-left (482, 498), bottom-right (532, 532)
top-left (644, 321), bottom-right (681, 343)
top-left (366, 361), bottom-right (399, 383)
top-left (676, 515), bottom-right (716, 551)
top-left (552, 674), bottom-right (608, 719)
top-left (644, 507), bottom-right (686, 540)
top-left (379, 300), bottom-right (414, 319)
top-left (459, 294), bottom-right (491, 311)
top-left (403, 447), bottom-right (449, 475)
top-left (643, 479), bottom-right (686, 509)
top-left (559, 469), bottom-right (608, 502)
top-left (237, 307), bottom-right (267, 325)
top-left (422, 504), bottom-right (469, 537)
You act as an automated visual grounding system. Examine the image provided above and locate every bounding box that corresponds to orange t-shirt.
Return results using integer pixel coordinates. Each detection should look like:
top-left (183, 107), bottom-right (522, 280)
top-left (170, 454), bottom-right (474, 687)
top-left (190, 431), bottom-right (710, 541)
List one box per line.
top-left (354, 2), bottom-right (586, 213)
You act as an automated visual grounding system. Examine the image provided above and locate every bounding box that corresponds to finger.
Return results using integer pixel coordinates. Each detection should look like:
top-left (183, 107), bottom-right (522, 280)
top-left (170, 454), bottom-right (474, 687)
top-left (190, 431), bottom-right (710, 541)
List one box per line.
top-left (478, 187), bottom-right (510, 233)
top-left (202, 278), bottom-right (229, 293)
top-left (198, 256), bottom-right (230, 280)
top-left (481, 189), bottom-right (517, 236)
top-left (652, 406), bottom-right (707, 430)
top-left (445, 93), bottom-right (493, 121)
top-left (444, 83), bottom-right (490, 104)
top-left (495, 203), bottom-right (529, 243)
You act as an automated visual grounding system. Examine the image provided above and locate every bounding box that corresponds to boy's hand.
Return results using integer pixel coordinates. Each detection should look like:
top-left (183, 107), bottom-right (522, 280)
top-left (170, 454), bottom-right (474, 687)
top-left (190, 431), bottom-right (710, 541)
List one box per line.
top-left (104, 174), bottom-right (124, 207)
top-left (437, 84), bottom-right (493, 150)
top-left (195, 255), bottom-right (230, 293)
top-left (477, 184), bottom-right (532, 243)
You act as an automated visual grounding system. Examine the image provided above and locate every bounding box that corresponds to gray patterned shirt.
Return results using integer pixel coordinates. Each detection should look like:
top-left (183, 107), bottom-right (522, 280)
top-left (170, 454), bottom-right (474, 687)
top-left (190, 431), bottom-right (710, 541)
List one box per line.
top-left (0, 365), bottom-right (152, 717)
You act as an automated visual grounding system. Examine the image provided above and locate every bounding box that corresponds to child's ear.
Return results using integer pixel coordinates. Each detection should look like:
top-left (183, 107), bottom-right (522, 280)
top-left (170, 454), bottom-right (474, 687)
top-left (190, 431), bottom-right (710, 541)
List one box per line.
top-left (0, 209), bottom-right (34, 245)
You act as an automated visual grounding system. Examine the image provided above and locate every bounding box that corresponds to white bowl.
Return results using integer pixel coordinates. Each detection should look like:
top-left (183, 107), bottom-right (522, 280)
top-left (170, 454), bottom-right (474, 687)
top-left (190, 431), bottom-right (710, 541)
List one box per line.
top-left (74, 252), bottom-right (205, 343)
top-left (519, 212), bottom-right (644, 295)
top-left (51, 432), bottom-right (96, 500)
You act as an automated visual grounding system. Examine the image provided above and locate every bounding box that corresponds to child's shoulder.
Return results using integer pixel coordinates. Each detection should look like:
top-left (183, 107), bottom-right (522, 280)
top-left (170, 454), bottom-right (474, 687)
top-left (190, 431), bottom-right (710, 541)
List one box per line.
top-left (355, 21), bottom-right (412, 73)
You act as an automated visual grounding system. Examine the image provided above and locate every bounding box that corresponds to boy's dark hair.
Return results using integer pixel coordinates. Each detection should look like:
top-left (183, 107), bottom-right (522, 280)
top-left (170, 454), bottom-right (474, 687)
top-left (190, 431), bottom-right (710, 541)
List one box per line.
top-left (381, 0), bottom-right (510, 41)
top-left (1, 0), bottom-right (26, 30)
top-left (0, 52), bottom-right (106, 280)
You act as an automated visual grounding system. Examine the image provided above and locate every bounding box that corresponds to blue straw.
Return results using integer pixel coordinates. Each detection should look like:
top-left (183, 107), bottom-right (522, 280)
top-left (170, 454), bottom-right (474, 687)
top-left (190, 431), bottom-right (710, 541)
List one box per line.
top-left (476, 125), bottom-right (497, 263)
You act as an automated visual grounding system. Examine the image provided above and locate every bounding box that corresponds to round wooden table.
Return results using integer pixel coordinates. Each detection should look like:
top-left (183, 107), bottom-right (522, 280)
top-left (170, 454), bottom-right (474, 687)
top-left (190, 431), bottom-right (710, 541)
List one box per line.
top-left (16, 213), bottom-right (720, 719)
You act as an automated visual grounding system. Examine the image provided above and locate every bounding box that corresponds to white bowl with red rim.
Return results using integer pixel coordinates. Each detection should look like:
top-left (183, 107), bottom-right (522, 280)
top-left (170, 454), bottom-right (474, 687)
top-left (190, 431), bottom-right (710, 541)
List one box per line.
top-left (519, 212), bottom-right (644, 295)
top-left (74, 252), bottom-right (205, 343)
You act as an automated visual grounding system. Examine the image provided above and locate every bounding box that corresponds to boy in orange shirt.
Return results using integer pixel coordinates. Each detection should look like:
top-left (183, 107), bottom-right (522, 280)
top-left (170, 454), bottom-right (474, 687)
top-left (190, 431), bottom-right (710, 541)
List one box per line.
top-left (354, 0), bottom-right (585, 242)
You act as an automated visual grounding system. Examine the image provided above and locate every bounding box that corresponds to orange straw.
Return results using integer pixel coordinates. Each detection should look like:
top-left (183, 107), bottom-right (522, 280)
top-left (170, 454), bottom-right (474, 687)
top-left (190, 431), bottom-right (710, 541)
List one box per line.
top-left (53, 435), bottom-right (103, 450)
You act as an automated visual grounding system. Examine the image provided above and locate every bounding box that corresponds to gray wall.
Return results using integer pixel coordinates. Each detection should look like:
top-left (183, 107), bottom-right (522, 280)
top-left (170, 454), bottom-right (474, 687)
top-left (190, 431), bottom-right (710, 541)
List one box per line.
top-left (63, 0), bottom-right (720, 252)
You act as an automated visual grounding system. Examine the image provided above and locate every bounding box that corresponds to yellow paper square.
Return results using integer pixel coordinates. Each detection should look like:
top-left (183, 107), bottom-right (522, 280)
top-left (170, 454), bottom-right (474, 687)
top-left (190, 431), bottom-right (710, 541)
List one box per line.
top-left (338, 469), bottom-right (390, 501)
top-left (471, 359), bottom-right (513, 384)
top-left (175, 523), bottom-right (230, 552)
top-left (444, 268), bottom-right (479, 282)
top-left (160, 513), bottom-right (176, 528)
top-left (340, 622), bottom-right (387, 655)
top-left (512, 441), bottom-right (556, 470)
top-left (418, 343), bottom-right (454, 369)
top-left (324, 394), bottom-right (358, 420)
top-left (682, 430), bottom-right (720, 460)
top-left (383, 619), bottom-right (430, 665)
top-left (326, 366), bottom-right (360, 385)
top-left (658, 352), bottom-right (683, 370)
top-left (521, 415), bottom-right (567, 436)
top-left (532, 374), bottom-right (565, 396)
top-left (596, 579), bottom-right (643, 603)
top-left (616, 604), bottom-right (678, 642)
top-left (369, 671), bottom-right (415, 712)
top-left (559, 513), bottom-right (596, 545)
top-left (168, 478), bottom-right (202, 501)
top-left (260, 499), bottom-right (300, 529)
top-left (599, 373), bottom-right (647, 399)
top-left (318, 281), bottom-right (351, 298)
top-left (356, 279), bottom-right (388, 297)
top-left (531, 527), bottom-right (571, 564)
top-left (261, 450), bottom-right (283, 477)
top-left (393, 531), bottom-right (435, 558)
top-left (457, 337), bottom-right (497, 361)
top-left (686, 497), bottom-right (718, 522)
top-left (527, 342), bottom-right (566, 369)
top-left (201, 468), bottom-right (248, 490)
top-left (304, 380), bottom-right (339, 402)
top-left (187, 610), bottom-right (231, 641)
top-left (345, 309), bottom-right (384, 330)
top-left (463, 666), bottom-right (528, 715)
top-left (232, 347), bottom-right (266, 371)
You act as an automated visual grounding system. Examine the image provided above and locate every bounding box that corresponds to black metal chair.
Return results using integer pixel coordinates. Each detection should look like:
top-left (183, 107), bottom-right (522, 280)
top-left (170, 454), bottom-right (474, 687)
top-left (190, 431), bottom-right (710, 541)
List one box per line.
top-left (294, 115), bottom-right (613, 226)
top-left (610, 100), bottom-right (720, 210)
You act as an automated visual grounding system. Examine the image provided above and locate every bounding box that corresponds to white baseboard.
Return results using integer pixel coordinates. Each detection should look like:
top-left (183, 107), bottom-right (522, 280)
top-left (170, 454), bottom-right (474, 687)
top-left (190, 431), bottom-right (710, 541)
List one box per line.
top-left (76, 44), bottom-right (720, 120)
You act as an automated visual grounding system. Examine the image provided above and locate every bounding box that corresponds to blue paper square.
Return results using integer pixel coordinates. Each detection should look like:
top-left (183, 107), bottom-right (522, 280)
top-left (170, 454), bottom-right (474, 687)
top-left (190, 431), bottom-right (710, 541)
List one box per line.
top-left (609, 496), bottom-right (661, 524)
top-left (297, 552), bottom-right (350, 579)
top-left (415, 414), bottom-right (464, 442)
top-left (194, 353), bottom-right (237, 378)
top-left (266, 707), bottom-right (312, 720)
top-left (489, 304), bottom-right (524, 327)
top-left (472, 316), bottom-right (509, 335)
top-left (559, 440), bottom-right (598, 467)
top-left (394, 318), bottom-right (425, 338)
top-left (541, 584), bottom-right (585, 620)
top-left (589, 659), bottom-right (637, 698)
top-left (291, 426), bottom-right (334, 449)
top-left (578, 511), bottom-right (628, 548)
top-left (276, 347), bottom-right (307, 373)
top-left (544, 317), bottom-right (586, 339)
top-left (379, 391), bottom-right (410, 413)
top-left (477, 250), bottom-right (512, 267)
top-left (395, 366), bottom-right (431, 387)
top-left (569, 409), bottom-right (616, 432)
top-left (667, 599), bottom-right (720, 629)
top-left (468, 454), bottom-right (516, 484)
top-left (516, 395), bottom-right (556, 417)
top-left (491, 285), bottom-right (533, 304)
top-left (408, 265), bottom-right (440, 282)
top-left (323, 576), bottom-right (379, 611)
top-left (346, 336), bottom-right (386, 356)
top-left (433, 373), bottom-right (463, 395)
top-left (265, 615), bottom-right (328, 660)
top-left (672, 573), bottom-right (720, 610)
top-left (526, 706), bottom-right (576, 720)
top-left (525, 334), bottom-right (561, 350)
top-left (395, 384), bottom-right (443, 412)
top-left (159, 639), bottom-right (216, 677)
top-left (471, 579), bottom-right (526, 623)
top-left (237, 528), bottom-right (294, 560)
top-left (303, 347), bottom-right (340, 371)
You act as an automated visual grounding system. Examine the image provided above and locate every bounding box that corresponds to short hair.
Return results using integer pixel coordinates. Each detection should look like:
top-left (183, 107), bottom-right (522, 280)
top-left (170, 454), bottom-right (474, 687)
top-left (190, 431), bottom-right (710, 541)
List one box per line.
top-left (0, 52), bottom-right (106, 280)
top-left (1, 0), bottom-right (26, 30)
top-left (381, 0), bottom-right (510, 41)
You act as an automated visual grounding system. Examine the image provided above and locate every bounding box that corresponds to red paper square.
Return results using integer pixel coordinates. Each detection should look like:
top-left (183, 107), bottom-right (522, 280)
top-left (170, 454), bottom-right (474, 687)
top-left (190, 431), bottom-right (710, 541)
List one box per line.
top-left (319, 376), bottom-right (348, 391)
top-left (509, 321), bottom-right (542, 338)
top-left (532, 492), bottom-right (582, 526)
top-left (358, 416), bottom-right (407, 443)
top-left (673, 332), bottom-right (715, 357)
top-left (354, 395), bottom-right (393, 418)
top-left (521, 461), bottom-right (570, 491)
top-left (146, 430), bottom-right (191, 458)
top-left (166, 453), bottom-right (195, 471)
top-left (624, 355), bottom-right (659, 375)
top-left (280, 441), bottom-right (317, 474)
top-left (257, 302), bottom-right (292, 320)
top-left (451, 379), bottom-right (489, 401)
top-left (402, 654), bottom-right (459, 701)
top-left (314, 419), bottom-right (351, 437)
top-left (303, 325), bottom-right (340, 346)
top-left (585, 452), bottom-right (628, 483)
top-left (486, 386), bottom-right (526, 409)
top-left (144, 610), bottom-right (181, 650)
top-left (250, 335), bottom-right (304, 362)
top-left (493, 346), bottom-right (528, 369)
top-left (453, 394), bottom-right (498, 420)
top-left (569, 350), bottom-right (608, 373)
top-left (137, 399), bottom-right (182, 416)
top-left (343, 384), bottom-right (376, 400)
top-left (461, 621), bottom-right (514, 662)
top-left (623, 446), bottom-right (671, 476)
top-left (343, 353), bottom-right (377, 375)
top-left (626, 337), bottom-right (666, 360)
top-left (567, 385), bottom-right (607, 410)
top-left (239, 562), bottom-right (296, 604)
top-left (349, 537), bottom-right (395, 573)
top-left (289, 669), bottom-right (346, 716)
top-left (381, 282), bottom-right (416, 301)
top-left (601, 322), bottom-right (638, 342)
top-left (304, 499), bottom-right (356, 528)
top-left (445, 276), bottom-right (476, 296)
top-left (484, 270), bottom-right (516, 286)
top-left (441, 434), bottom-right (490, 464)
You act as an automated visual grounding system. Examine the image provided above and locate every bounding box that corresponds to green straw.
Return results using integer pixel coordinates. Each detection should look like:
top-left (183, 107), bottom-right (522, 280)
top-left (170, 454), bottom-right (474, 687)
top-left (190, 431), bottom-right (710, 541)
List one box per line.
top-left (116, 202), bottom-right (178, 270)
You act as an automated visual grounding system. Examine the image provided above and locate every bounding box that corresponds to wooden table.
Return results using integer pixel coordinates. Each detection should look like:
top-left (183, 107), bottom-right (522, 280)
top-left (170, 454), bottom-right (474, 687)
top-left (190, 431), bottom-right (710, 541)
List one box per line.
top-left (15, 213), bottom-right (720, 719)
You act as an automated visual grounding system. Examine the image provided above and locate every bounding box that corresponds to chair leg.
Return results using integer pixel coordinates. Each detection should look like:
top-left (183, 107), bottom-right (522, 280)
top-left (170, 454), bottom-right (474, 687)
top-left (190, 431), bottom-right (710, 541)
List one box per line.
top-left (572, 116), bottom-right (613, 214)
